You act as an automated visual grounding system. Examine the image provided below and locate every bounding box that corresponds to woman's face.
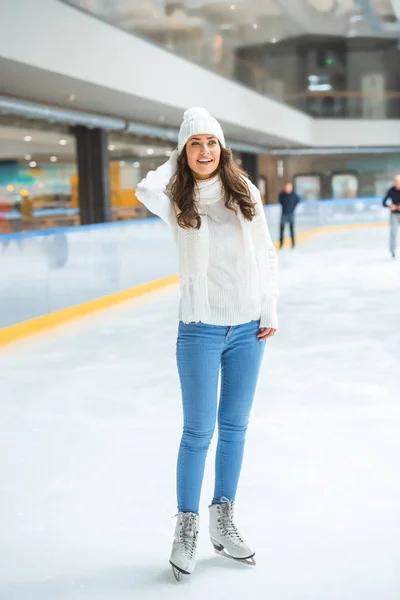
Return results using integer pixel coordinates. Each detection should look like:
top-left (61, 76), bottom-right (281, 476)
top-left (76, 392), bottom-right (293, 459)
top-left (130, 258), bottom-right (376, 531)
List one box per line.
top-left (185, 134), bottom-right (221, 180)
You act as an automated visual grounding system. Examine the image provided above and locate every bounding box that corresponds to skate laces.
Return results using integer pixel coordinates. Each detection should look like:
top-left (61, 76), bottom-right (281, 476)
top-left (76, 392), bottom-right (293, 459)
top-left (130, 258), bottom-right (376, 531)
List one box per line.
top-left (217, 498), bottom-right (244, 545)
top-left (177, 513), bottom-right (198, 559)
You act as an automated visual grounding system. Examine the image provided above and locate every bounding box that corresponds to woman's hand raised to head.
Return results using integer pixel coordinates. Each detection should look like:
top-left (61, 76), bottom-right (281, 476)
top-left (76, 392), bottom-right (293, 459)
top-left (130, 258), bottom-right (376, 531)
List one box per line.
top-left (257, 327), bottom-right (276, 341)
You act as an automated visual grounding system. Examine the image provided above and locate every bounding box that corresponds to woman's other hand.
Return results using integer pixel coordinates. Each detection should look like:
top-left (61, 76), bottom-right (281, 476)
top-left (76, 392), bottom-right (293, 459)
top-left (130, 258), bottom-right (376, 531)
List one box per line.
top-left (257, 327), bottom-right (276, 341)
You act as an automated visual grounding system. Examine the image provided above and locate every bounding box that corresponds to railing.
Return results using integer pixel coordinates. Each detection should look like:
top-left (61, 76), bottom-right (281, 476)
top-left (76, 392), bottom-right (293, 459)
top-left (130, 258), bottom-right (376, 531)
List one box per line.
top-left (265, 197), bottom-right (388, 227)
top-left (61, 2), bottom-right (400, 120)
top-left (0, 219), bottom-right (177, 329)
top-left (282, 91), bottom-right (400, 119)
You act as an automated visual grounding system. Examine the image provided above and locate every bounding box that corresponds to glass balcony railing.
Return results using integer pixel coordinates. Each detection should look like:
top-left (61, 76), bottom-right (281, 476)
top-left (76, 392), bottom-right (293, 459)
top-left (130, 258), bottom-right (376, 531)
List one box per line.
top-left (62, 0), bottom-right (400, 120)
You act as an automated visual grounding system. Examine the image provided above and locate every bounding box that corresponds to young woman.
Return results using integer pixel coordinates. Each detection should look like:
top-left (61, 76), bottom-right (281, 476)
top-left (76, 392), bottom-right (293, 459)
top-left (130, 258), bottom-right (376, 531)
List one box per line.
top-left (136, 107), bottom-right (278, 581)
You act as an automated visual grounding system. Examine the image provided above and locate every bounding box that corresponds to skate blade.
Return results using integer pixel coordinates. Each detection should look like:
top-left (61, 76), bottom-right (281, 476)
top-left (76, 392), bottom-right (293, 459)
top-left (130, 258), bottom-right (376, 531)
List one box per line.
top-left (214, 548), bottom-right (256, 566)
top-left (169, 561), bottom-right (190, 582)
top-left (172, 566), bottom-right (183, 581)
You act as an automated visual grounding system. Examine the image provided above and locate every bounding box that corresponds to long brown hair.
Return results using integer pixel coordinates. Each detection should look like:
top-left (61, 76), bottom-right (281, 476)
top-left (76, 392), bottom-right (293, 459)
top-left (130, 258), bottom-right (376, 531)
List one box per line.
top-left (170, 146), bottom-right (256, 230)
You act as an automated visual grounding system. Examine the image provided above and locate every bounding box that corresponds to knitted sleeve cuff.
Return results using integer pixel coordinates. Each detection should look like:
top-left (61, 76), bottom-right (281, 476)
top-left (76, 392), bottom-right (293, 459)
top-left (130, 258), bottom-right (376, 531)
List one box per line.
top-left (135, 152), bottom-right (178, 223)
top-left (260, 297), bottom-right (278, 330)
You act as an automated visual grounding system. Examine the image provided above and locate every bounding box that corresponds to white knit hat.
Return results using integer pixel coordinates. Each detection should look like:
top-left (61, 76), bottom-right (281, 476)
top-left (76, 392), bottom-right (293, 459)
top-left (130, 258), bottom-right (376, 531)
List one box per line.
top-left (178, 107), bottom-right (226, 153)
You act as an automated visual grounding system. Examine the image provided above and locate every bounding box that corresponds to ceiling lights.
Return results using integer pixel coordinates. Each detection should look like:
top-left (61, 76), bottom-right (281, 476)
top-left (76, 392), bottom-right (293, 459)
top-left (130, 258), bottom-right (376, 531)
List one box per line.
top-left (29, 161), bottom-right (37, 168)
top-left (59, 139), bottom-right (67, 146)
top-left (24, 154), bottom-right (31, 160)
top-left (24, 135), bottom-right (32, 142)
top-left (50, 156), bottom-right (58, 162)
top-left (108, 144), bottom-right (115, 151)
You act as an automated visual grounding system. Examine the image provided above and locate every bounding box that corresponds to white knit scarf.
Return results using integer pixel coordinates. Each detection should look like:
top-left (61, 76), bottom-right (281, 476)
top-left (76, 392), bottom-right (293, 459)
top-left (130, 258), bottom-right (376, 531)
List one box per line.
top-left (195, 174), bottom-right (224, 206)
top-left (175, 175), bottom-right (268, 323)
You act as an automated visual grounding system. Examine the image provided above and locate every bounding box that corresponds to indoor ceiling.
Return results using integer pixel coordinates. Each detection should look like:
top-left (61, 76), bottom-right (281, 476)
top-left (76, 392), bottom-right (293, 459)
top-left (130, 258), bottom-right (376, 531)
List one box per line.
top-left (0, 125), bottom-right (75, 161)
top-left (0, 123), bottom-right (175, 161)
top-left (0, 59), bottom-right (296, 150)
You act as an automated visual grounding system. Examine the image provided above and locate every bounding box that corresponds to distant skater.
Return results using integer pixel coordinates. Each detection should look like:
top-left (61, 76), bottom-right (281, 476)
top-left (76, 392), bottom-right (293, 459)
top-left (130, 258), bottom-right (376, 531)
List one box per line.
top-left (382, 174), bottom-right (400, 258)
top-left (278, 182), bottom-right (300, 248)
top-left (136, 107), bottom-right (278, 581)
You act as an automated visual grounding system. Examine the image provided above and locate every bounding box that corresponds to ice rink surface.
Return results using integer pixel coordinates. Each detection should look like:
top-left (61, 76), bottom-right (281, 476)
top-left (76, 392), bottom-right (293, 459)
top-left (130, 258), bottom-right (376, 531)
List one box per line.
top-left (1, 225), bottom-right (400, 600)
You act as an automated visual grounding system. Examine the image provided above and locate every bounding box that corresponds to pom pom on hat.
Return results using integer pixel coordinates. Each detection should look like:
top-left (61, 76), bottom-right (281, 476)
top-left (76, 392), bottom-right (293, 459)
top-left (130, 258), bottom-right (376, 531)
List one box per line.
top-left (178, 106), bottom-right (225, 153)
top-left (183, 107), bottom-right (211, 120)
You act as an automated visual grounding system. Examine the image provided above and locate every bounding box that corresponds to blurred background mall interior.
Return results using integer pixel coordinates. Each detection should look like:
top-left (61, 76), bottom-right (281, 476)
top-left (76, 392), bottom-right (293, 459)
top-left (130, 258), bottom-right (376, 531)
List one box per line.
top-left (2, 0), bottom-right (400, 234)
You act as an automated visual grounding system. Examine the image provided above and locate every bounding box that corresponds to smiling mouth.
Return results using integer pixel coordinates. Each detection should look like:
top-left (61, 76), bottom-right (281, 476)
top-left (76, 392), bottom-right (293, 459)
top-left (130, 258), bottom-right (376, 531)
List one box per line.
top-left (197, 159), bottom-right (213, 164)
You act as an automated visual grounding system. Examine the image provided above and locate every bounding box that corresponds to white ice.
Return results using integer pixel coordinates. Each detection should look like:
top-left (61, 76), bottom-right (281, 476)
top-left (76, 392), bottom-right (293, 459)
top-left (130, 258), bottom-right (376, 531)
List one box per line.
top-left (1, 226), bottom-right (400, 600)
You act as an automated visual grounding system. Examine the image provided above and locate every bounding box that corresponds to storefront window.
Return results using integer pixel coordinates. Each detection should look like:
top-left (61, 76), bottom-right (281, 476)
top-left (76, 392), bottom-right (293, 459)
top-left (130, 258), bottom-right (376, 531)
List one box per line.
top-left (294, 175), bottom-right (321, 201)
top-left (107, 135), bottom-right (174, 221)
top-left (0, 122), bottom-right (78, 234)
top-left (332, 173), bottom-right (358, 199)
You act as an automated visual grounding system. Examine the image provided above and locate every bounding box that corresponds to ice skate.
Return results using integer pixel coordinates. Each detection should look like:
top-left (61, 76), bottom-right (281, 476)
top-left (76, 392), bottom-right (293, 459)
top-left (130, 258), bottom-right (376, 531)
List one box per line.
top-left (169, 512), bottom-right (199, 581)
top-left (209, 498), bottom-right (256, 565)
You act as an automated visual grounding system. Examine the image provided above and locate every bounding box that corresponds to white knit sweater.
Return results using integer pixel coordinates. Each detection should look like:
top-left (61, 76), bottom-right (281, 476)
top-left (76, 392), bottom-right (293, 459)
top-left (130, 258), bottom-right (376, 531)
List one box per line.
top-left (136, 153), bottom-right (278, 329)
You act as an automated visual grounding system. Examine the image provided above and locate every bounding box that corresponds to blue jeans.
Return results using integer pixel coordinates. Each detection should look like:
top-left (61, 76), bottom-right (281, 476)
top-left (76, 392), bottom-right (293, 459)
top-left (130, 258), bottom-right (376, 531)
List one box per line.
top-left (390, 212), bottom-right (400, 254)
top-left (176, 320), bottom-right (266, 513)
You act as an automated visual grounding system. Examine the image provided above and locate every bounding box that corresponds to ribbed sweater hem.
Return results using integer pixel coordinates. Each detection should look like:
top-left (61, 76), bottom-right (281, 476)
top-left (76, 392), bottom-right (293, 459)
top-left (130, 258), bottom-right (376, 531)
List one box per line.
top-left (179, 301), bottom-right (268, 327)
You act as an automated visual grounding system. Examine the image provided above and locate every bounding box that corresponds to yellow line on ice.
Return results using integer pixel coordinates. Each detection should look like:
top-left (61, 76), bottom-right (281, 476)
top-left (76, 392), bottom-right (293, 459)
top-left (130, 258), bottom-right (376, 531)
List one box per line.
top-left (277, 221), bottom-right (387, 248)
top-left (0, 275), bottom-right (179, 348)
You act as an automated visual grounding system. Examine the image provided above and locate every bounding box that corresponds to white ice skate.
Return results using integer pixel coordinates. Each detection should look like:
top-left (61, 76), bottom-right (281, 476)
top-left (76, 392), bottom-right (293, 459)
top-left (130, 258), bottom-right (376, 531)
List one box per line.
top-left (209, 498), bottom-right (256, 565)
top-left (169, 512), bottom-right (199, 581)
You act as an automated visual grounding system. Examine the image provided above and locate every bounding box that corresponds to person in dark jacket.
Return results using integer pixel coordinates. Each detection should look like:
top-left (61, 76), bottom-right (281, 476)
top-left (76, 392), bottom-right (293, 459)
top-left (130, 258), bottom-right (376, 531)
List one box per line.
top-left (382, 175), bottom-right (400, 258)
top-left (279, 183), bottom-right (300, 248)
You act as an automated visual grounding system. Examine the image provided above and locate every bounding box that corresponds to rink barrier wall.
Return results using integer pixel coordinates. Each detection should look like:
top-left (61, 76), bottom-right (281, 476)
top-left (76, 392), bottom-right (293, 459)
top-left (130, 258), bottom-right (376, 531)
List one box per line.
top-left (0, 217), bottom-right (177, 333)
top-left (0, 218), bottom-right (388, 348)
top-left (0, 196), bottom-right (384, 224)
